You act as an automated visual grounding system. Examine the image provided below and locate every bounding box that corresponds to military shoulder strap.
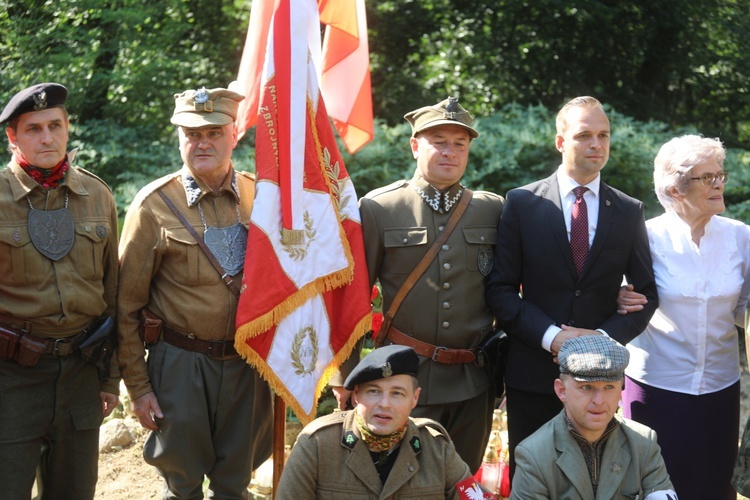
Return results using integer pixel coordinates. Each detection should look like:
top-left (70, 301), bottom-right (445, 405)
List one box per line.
top-left (373, 188), bottom-right (473, 347)
top-left (157, 190), bottom-right (241, 297)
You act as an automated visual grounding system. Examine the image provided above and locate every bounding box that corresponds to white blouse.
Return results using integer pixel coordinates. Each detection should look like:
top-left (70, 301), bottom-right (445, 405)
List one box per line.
top-left (626, 211), bottom-right (750, 395)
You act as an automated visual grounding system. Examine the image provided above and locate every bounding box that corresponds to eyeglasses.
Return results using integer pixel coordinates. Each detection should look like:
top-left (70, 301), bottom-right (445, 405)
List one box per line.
top-left (688, 171), bottom-right (728, 185)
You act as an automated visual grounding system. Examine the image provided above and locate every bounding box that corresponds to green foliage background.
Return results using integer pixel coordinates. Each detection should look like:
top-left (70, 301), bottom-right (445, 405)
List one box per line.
top-left (1, 0), bottom-right (749, 221)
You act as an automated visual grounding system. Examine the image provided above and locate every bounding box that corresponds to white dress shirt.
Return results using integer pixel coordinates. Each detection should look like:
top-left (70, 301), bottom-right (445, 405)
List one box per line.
top-left (542, 169), bottom-right (602, 351)
top-left (626, 211), bottom-right (750, 395)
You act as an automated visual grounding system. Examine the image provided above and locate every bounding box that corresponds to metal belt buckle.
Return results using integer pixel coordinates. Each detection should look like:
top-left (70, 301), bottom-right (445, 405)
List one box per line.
top-left (52, 338), bottom-right (71, 356)
top-left (207, 340), bottom-right (227, 358)
top-left (432, 346), bottom-right (447, 362)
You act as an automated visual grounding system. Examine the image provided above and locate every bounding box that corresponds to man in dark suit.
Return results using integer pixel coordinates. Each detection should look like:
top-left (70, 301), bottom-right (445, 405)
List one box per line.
top-left (485, 96), bottom-right (658, 478)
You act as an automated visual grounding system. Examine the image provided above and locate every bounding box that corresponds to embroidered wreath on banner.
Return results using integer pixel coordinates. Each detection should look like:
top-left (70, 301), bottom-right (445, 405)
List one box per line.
top-left (291, 326), bottom-right (319, 375)
top-left (281, 210), bottom-right (316, 261)
top-left (322, 147), bottom-right (351, 223)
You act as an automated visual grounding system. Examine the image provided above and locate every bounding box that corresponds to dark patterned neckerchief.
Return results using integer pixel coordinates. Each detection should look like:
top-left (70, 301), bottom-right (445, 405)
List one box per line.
top-left (16, 154), bottom-right (69, 189)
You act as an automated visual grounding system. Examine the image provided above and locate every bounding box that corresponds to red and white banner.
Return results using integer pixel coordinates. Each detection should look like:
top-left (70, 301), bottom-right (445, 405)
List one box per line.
top-left (235, 0), bottom-right (372, 424)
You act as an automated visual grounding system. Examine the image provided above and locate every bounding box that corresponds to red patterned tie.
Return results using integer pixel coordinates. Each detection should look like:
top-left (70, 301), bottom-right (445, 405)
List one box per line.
top-left (570, 186), bottom-right (589, 275)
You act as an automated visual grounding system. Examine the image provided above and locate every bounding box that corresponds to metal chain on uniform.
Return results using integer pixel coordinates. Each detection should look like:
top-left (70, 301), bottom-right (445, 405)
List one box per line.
top-left (196, 200), bottom-right (248, 276)
top-left (26, 188), bottom-right (75, 261)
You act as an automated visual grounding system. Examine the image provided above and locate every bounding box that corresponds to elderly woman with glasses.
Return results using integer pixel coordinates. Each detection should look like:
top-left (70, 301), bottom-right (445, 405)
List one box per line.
top-left (619, 134), bottom-right (750, 499)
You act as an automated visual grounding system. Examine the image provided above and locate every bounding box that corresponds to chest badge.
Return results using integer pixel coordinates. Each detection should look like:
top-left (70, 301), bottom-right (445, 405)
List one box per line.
top-left (204, 223), bottom-right (248, 276)
top-left (28, 207), bottom-right (75, 261)
top-left (477, 246), bottom-right (493, 276)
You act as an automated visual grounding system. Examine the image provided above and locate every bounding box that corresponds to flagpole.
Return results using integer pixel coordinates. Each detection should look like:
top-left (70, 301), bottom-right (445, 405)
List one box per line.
top-left (272, 394), bottom-right (286, 498)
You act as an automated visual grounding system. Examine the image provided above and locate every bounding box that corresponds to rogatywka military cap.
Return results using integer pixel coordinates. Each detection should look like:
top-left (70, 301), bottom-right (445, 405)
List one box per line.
top-left (344, 345), bottom-right (420, 390)
top-left (558, 335), bottom-right (629, 382)
top-left (171, 87), bottom-right (244, 128)
top-left (0, 83), bottom-right (68, 124)
top-left (404, 96), bottom-right (479, 139)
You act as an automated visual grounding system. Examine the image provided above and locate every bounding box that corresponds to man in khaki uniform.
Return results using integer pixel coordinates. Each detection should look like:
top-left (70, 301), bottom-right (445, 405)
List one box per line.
top-left (332, 97), bottom-right (504, 472)
top-left (117, 86), bottom-right (273, 498)
top-left (278, 345), bottom-right (484, 499)
top-left (0, 83), bottom-right (120, 499)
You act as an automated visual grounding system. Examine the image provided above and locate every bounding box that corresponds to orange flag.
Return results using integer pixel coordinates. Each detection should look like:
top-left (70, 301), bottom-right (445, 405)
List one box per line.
top-left (235, 0), bottom-right (374, 154)
top-left (319, 0), bottom-right (374, 153)
top-left (234, 0), bottom-right (371, 424)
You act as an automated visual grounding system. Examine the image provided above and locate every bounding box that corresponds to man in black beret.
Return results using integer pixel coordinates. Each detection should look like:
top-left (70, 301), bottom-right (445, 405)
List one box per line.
top-left (331, 96), bottom-right (505, 473)
top-left (278, 345), bottom-right (488, 499)
top-left (0, 83), bottom-right (120, 499)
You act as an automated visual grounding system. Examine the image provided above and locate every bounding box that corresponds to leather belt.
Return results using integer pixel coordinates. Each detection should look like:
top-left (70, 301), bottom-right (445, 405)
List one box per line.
top-left (162, 325), bottom-right (238, 359)
top-left (385, 326), bottom-right (477, 364)
top-left (0, 314), bottom-right (87, 357)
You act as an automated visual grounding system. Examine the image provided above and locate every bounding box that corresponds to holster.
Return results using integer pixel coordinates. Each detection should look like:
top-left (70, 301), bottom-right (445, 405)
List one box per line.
top-left (79, 316), bottom-right (116, 381)
top-left (139, 309), bottom-right (163, 345)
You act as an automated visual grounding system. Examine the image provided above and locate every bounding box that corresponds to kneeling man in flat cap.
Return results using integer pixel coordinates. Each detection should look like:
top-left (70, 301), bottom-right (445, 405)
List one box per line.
top-left (278, 345), bottom-right (489, 499)
top-left (511, 336), bottom-right (677, 500)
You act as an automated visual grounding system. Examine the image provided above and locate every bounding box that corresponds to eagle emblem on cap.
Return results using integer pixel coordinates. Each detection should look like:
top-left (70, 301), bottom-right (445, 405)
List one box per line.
top-left (194, 87), bottom-right (209, 104)
top-left (446, 96), bottom-right (459, 112)
top-left (32, 91), bottom-right (48, 111)
top-left (443, 96), bottom-right (460, 119)
top-left (381, 361), bottom-right (393, 378)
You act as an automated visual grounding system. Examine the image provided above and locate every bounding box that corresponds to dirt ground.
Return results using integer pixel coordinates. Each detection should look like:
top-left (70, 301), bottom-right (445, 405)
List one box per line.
top-left (95, 362), bottom-right (750, 500)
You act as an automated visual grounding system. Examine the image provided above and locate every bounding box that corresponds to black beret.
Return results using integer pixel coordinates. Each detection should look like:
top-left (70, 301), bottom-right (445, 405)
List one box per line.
top-left (0, 83), bottom-right (68, 124)
top-left (344, 345), bottom-right (419, 390)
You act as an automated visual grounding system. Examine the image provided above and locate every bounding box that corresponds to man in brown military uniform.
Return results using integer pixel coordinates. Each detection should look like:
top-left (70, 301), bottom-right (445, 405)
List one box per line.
top-left (278, 345), bottom-right (483, 499)
top-left (117, 86), bottom-right (273, 499)
top-left (332, 97), bottom-right (504, 472)
top-left (0, 83), bottom-right (120, 499)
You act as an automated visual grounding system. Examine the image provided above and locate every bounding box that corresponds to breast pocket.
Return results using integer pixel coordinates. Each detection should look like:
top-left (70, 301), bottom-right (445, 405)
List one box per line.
top-left (74, 221), bottom-right (110, 280)
top-left (384, 227), bottom-right (428, 274)
top-left (463, 226), bottom-right (497, 273)
top-left (164, 227), bottom-right (218, 285)
top-left (0, 225), bottom-right (47, 285)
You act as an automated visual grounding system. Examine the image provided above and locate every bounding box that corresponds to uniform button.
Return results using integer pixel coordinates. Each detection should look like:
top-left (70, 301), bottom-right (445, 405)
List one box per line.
top-left (480, 235), bottom-right (486, 242)
top-left (438, 225), bottom-right (445, 231)
top-left (85, 225), bottom-right (91, 232)
top-left (443, 283), bottom-right (450, 290)
top-left (403, 238), bottom-right (408, 244)
top-left (442, 322), bottom-right (450, 328)
top-left (442, 302), bottom-right (450, 309)
top-left (443, 263), bottom-right (451, 270)
top-left (574, 290), bottom-right (581, 297)
top-left (408, 465), bottom-right (415, 472)
top-left (442, 244), bottom-right (450, 251)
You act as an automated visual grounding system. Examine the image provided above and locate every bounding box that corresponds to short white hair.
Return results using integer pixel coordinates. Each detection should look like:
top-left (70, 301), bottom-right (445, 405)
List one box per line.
top-left (653, 135), bottom-right (725, 211)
